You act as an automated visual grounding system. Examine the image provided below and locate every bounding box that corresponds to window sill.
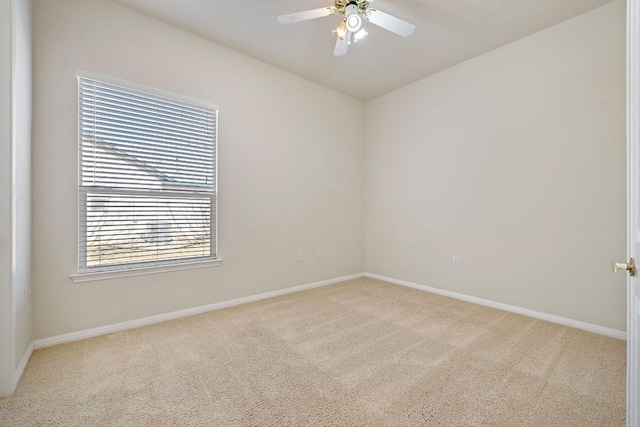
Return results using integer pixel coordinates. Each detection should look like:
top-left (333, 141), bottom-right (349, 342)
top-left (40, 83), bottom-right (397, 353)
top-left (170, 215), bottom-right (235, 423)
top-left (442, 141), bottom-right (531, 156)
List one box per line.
top-left (70, 258), bottom-right (223, 283)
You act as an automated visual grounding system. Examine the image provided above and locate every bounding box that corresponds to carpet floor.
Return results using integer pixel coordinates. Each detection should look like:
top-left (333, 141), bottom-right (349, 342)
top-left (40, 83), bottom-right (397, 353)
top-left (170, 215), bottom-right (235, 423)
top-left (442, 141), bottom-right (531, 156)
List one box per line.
top-left (0, 277), bottom-right (627, 426)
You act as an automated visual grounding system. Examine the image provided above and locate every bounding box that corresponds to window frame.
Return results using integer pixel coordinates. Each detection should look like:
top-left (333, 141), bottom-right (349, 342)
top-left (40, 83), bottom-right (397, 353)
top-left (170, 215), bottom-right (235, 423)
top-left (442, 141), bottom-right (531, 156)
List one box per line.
top-left (74, 71), bottom-right (221, 280)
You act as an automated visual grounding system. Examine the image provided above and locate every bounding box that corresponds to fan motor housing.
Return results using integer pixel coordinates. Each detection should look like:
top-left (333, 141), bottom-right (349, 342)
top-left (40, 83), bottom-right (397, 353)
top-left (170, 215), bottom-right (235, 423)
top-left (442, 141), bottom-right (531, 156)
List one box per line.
top-left (335, 0), bottom-right (369, 14)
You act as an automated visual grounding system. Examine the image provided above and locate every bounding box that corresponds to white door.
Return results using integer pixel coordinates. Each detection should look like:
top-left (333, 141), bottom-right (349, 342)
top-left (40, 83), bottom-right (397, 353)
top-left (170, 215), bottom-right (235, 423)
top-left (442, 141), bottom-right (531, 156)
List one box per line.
top-left (627, 0), bottom-right (640, 424)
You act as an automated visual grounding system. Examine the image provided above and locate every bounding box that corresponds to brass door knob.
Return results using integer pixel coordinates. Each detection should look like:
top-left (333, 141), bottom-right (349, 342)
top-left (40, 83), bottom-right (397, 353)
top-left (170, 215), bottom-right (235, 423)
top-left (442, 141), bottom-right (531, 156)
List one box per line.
top-left (611, 258), bottom-right (637, 277)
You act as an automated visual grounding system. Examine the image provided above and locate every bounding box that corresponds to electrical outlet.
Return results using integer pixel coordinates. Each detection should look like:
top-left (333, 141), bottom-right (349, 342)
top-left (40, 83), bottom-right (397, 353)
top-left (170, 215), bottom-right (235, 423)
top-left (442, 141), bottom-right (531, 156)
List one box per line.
top-left (297, 251), bottom-right (303, 262)
top-left (316, 249), bottom-right (322, 260)
top-left (453, 256), bottom-right (460, 267)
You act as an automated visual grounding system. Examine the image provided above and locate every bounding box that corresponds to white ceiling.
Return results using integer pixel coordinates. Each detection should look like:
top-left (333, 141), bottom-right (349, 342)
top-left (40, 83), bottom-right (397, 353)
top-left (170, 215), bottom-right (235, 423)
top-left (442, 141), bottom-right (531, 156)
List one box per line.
top-left (111, 0), bottom-right (615, 101)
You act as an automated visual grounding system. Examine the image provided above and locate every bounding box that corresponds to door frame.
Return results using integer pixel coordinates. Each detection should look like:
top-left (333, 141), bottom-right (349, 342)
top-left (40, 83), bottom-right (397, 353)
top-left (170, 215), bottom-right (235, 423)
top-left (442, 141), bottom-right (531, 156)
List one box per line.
top-left (0, 0), bottom-right (15, 398)
top-left (628, 0), bottom-right (639, 424)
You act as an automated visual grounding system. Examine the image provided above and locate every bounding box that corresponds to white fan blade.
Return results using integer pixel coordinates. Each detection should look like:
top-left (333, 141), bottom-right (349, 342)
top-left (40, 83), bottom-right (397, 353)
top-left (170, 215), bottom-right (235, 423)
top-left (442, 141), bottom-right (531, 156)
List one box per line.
top-left (334, 35), bottom-right (349, 56)
top-left (278, 7), bottom-right (334, 24)
top-left (365, 9), bottom-right (416, 37)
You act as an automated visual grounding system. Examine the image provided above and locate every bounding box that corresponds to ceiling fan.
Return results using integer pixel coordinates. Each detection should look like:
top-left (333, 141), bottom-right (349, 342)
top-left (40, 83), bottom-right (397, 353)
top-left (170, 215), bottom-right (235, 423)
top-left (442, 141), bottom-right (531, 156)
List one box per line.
top-left (277, 0), bottom-right (416, 56)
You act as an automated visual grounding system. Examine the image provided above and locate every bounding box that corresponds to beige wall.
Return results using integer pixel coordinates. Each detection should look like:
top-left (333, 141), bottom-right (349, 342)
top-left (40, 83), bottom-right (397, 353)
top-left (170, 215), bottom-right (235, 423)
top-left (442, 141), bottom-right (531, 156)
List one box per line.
top-left (32, 0), bottom-right (365, 340)
top-left (364, 1), bottom-right (627, 330)
top-left (31, 0), bottom-right (626, 341)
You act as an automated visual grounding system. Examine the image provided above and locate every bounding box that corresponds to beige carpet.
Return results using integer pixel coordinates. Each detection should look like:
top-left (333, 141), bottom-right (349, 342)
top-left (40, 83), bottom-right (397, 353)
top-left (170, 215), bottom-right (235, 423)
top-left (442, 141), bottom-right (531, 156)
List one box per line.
top-left (0, 277), bottom-right (626, 426)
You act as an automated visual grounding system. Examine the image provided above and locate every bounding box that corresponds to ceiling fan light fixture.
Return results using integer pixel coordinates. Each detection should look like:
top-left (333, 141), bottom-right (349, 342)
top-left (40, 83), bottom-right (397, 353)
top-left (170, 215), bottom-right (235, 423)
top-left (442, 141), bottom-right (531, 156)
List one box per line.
top-left (353, 27), bottom-right (368, 43)
top-left (345, 13), bottom-right (362, 32)
top-left (333, 19), bottom-right (348, 41)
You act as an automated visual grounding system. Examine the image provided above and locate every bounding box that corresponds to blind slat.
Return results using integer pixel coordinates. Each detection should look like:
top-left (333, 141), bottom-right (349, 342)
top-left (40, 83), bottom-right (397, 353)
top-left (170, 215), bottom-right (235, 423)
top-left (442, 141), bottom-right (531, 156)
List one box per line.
top-left (80, 139), bottom-right (215, 163)
top-left (80, 104), bottom-right (215, 138)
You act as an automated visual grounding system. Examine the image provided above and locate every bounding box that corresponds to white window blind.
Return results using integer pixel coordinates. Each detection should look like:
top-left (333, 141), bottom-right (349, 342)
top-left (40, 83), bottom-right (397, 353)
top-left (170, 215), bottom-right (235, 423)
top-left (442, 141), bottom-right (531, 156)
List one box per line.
top-left (78, 73), bottom-right (217, 272)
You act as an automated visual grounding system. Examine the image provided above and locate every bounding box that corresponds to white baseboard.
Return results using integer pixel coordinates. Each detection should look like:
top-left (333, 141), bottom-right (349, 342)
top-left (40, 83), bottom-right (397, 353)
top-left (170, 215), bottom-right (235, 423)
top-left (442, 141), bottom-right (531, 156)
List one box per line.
top-left (365, 273), bottom-right (627, 340)
top-left (13, 341), bottom-right (33, 390)
top-left (33, 271), bottom-right (625, 350)
top-left (34, 273), bottom-right (365, 350)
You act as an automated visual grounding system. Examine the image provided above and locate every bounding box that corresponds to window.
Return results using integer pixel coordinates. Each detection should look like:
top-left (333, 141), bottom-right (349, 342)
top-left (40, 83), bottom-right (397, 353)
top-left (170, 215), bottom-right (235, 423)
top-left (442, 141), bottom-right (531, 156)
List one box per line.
top-left (78, 73), bottom-right (217, 273)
